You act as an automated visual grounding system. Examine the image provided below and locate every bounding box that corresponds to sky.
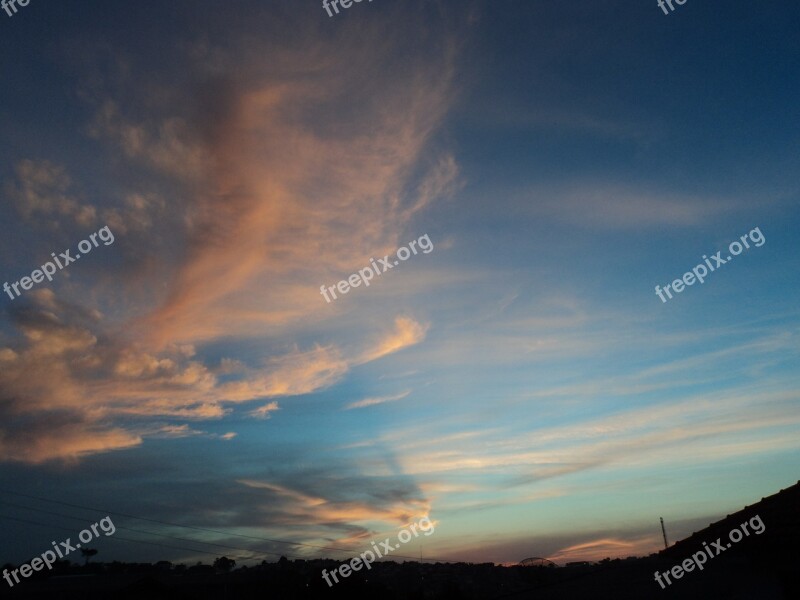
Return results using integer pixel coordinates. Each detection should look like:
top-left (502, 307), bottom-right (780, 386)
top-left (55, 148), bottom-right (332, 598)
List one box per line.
top-left (1, 0), bottom-right (799, 568)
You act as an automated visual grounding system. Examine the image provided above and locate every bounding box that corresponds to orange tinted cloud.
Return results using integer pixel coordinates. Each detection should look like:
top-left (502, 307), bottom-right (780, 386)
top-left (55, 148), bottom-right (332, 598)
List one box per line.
top-left (220, 345), bottom-right (349, 401)
top-left (238, 478), bottom-right (431, 533)
top-left (7, 159), bottom-right (97, 228)
top-left (357, 317), bottom-right (429, 364)
top-left (0, 421), bottom-right (141, 465)
top-left (250, 401), bottom-right (280, 419)
top-left (0, 292), bottom-right (430, 463)
top-left (551, 536), bottom-right (658, 563)
top-left (0, 13), bottom-right (458, 464)
top-left (125, 38), bottom-right (458, 348)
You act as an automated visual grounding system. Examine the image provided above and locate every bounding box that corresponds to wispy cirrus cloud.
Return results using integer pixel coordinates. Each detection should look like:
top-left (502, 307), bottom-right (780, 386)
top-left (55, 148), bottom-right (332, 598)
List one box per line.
top-left (0, 9), bottom-right (457, 464)
top-left (149, 424), bottom-right (237, 440)
top-left (5, 159), bottom-right (97, 229)
top-left (526, 182), bottom-right (735, 229)
top-left (345, 391), bottom-right (411, 410)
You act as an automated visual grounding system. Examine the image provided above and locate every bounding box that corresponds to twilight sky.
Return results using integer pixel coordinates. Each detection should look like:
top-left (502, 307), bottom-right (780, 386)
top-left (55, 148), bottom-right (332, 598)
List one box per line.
top-left (1, 0), bottom-right (799, 567)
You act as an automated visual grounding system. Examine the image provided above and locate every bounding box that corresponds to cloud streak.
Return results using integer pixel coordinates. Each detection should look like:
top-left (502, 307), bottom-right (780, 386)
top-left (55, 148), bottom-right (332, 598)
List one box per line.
top-left (345, 391), bottom-right (411, 410)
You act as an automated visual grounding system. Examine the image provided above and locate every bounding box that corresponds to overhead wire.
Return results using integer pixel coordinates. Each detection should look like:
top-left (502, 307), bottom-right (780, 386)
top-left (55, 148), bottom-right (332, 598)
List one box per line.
top-left (0, 514), bottom-right (259, 563)
top-left (0, 500), bottom-right (291, 562)
top-left (0, 489), bottom-right (453, 563)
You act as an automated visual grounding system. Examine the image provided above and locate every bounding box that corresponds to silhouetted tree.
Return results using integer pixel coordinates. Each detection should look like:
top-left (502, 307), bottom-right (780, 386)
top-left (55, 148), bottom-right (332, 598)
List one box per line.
top-left (80, 548), bottom-right (98, 565)
top-left (213, 556), bottom-right (236, 572)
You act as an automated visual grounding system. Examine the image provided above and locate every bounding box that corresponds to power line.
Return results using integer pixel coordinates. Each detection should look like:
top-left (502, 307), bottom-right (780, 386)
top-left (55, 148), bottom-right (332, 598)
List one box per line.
top-left (0, 514), bottom-right (258, 563)
top-left (0, 489), bottom-right (451, 563)
top-left (0, 500), bottom-right (292, 562)
top-left (0, 489), bottom-right (341, 555)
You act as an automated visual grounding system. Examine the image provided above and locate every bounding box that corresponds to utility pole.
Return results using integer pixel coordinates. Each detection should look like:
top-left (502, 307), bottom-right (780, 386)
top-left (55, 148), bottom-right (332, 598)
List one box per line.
top-left (660, 517), bottom-right (669, 549)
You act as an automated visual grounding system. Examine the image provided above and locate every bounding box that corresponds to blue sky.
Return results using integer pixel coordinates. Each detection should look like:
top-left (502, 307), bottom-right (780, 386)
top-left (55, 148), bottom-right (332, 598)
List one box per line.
top-left (0, 0), bottom-right (798, 567)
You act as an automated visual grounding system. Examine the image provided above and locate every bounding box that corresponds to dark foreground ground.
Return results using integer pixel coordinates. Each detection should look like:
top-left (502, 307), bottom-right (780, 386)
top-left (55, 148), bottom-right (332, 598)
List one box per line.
top-left (2, 482), bottom-right (798, 599)
top-left (0, 554), bottom-right (796, 600)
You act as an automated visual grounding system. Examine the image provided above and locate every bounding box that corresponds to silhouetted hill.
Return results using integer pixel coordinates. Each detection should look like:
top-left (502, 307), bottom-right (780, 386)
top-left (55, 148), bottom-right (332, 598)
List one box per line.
top-left (500, 480), bottom-right (800, 599)
top-left (661, 479), bottom-right (800, 567)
